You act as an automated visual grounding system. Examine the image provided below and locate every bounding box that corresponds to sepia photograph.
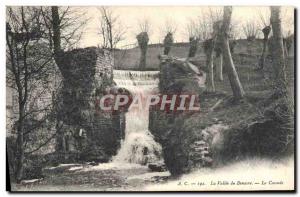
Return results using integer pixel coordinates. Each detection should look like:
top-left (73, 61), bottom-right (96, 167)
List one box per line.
top-left (5, 5), bottom-right (295, 192)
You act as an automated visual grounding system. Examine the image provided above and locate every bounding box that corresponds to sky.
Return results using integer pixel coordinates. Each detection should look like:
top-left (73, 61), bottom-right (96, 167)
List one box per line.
top-left (77, 6), bottom-right (295, 48)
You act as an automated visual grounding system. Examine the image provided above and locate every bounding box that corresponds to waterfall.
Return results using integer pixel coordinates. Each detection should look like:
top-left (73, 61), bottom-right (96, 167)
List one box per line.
top-left (112, 70), bottom-right (163, 165)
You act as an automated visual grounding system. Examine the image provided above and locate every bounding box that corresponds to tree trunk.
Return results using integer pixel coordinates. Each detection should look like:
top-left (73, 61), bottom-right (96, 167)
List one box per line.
top-left (15, 105), bottom-right (25, 183)
top-left (51, 6), bottom-right (67, 154)
top-left (51, 6), bottom-right (64, 68)
top-left (164, 45), bottom-right (171, 55)
top-left (259, 26), bottom-right (271, 70)
top-left (206, 39), bottom-right (216, 92)
top-left (259, 38), bottom-right (268, 70)
top-left (216, 53), bottom-right (223, 81)
top-left (188, 37), bottom-right (199, 58)
top-left (6, 22), bottom-right (25, 183)
top-left (136, 32), bottom-right (149, 70)
top-left (270, 6), bottom-right (287, 95)
top-left (139, 47), bottom-right (147, 70)
top-left (55, 120), bottom-right (66, 160)
top-left (220, 6), bottom-right (245, 99)
top-left (283, 40), bottom-right (289, 58)
top-left (163, 33), bottom-right (173, 55)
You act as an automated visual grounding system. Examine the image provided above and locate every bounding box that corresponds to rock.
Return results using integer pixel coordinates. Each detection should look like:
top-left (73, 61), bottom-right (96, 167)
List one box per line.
top-left (149, 57), bottom-right (208, 175)
top-left (87, 161), bottom-right (98, 166)
top-left (193, 140), bottom-right (206, 146)
top-left (148, 163), bottom-right (167, 172)
top-left (20, 178), bottom-right (43, 185)
top-left (43, 163), bottom-right (82, 175)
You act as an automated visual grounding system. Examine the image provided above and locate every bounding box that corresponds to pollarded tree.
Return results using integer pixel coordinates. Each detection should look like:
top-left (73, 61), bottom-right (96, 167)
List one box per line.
top-left (186, 19), bottom-right (200, 58)
top-left (136, 19), bottom-right (150, 70)
top-left (242, 21), bottom-right (259, 41)
top-left (219, 6), bottom-right (245, 99)
top-left (162, 19), bottom-right (176, 55)
top-left (163, 32), bottom-right (174, 55)
top-left (258, 25), bottom-right (271, 70)
top-left (188, 36), bottom-right (200, 58)
top-left (257, 10), bottom-right (271, 70)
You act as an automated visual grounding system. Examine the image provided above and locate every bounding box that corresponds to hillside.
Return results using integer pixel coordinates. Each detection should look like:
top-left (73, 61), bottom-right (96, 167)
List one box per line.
top-left (113, 39), bottom-right (266, 70)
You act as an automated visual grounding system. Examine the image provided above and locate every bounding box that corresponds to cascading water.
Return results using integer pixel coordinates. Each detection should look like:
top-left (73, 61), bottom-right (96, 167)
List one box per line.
top-left (112, 70), bottom-right (163, 165)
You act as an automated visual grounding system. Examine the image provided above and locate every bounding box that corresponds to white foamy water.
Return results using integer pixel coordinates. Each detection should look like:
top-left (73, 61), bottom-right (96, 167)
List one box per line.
top-left (112, 70), bottom-right (163, 165)
top-left (127, 171), bottom-right (171, 181)
top-left (81, 163), bottom-right (148, 171)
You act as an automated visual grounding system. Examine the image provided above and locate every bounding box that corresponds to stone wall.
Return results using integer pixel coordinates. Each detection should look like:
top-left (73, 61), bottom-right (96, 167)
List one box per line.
top-left (56, 47), bottom-right (125, 162)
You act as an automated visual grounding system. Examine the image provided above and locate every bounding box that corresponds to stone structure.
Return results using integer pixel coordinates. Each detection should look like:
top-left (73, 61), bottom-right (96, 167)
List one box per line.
top-left (149, 56), bottom-right (209, 175)
top-left (55, 47), bottom-right (125, 162)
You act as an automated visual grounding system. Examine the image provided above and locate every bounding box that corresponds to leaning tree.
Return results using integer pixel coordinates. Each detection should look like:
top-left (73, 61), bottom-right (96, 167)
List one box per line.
top-left (219, 6), bottom-right (245, 99)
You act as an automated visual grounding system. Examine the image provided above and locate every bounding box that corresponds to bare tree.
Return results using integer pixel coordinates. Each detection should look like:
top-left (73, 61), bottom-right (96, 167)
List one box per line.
top-left (163, 18), bottom-right (177, 35)
top-left (242, 21), bottom-right (259, 41)
top-left (186, 19), bottom-right (197, 40)
top-left (162, 19), bottom-right (176, 55)
top-left (163, 32), bottom-right (174, 55)
top-left (45, 6), bottom-right (88, 154)
top-left (138, 18), bottom-right (151, 33)
top-left (270, 6), bottom-right (287, 95)
top-left (6, 6), bottom-right (58, 182)
top-left (199, 8), bottom-right (222, 92)
top-left (40, 6), bottom-right (87, 52)
top-left (257, 9), bottom-right (271, 70)
top-left (98, 6), bottom-right (126, 50)
top-left (185, 19), bottom-right (199, 58)
top-left (219, 6), bottom-right (245, 99)
top-left (258, 25), bottom-right (271, 70)
top-left (136, 19), bottom-right (151, 70)
top-left (46, 6), bottom-right (87, 76)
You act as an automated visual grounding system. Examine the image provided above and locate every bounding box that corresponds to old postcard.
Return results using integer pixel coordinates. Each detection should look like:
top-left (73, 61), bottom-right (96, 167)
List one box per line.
top-left (6, 6), bottom-right (295, 192)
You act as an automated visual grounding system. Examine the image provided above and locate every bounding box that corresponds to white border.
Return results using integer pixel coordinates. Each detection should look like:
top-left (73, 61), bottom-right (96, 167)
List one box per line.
top-left (0, 0), bottom-right (299, 196)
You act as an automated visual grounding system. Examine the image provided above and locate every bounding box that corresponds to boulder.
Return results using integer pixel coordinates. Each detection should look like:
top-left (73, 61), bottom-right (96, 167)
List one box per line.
top-left (148, 162), bottom-right (167, 172)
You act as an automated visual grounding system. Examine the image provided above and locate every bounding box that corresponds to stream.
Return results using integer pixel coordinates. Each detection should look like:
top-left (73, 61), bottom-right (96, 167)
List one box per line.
top-left (12, 70), bottom-right (294, 191)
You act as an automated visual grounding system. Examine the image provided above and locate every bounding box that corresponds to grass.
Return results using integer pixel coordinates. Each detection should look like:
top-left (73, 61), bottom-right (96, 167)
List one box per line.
top-left (113, 39), bottom-right (266, 70)
top-left (185, 55), bottom-right (294, 163)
